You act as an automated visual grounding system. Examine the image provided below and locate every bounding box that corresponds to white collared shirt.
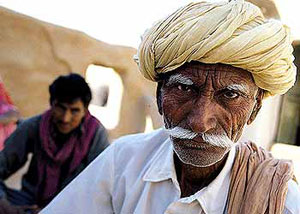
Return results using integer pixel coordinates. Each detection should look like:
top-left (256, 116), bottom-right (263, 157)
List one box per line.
top-left (41, 128), bottom-right (300, 214)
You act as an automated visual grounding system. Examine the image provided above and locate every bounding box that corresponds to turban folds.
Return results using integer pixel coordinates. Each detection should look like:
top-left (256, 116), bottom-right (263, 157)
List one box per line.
top-left (135, 0), bottom-right (296, 98)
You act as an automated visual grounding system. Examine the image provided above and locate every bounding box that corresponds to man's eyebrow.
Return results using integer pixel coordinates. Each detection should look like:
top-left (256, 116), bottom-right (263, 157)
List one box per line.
top-left (55, 103), bottom-right (67, 109)
top-left (70, 107), bottom-right (81, 111)
top-left (166, 74), bottom-right (194, 86)
top-left (226, 84), bottom-right (249, 94)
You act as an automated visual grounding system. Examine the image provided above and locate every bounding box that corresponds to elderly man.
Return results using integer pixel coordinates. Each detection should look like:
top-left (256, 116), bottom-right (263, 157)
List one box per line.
top-left (41, 0), bottom-right (300, 213)
top-left (0, 74), bottom-right (109, 214)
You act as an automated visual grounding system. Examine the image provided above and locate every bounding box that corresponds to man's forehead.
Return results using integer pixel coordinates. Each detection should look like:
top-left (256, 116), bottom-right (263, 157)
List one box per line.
top-left (54, 99), bottom-right (84, 108)
top-left (167, 62), bottom-right (256, 86)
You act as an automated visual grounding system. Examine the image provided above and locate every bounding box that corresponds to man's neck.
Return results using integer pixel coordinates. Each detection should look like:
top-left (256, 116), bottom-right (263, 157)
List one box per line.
top-left (174, 153), bottom-right (228, 197)
top-left (52, 125), bottom-right (80, 146)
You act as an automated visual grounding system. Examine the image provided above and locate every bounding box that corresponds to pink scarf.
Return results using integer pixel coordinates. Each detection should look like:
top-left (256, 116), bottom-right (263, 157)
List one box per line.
top-left (0, 82), bottom-right (17, 150)
top-left (37, 109), bottom-right (100, 206)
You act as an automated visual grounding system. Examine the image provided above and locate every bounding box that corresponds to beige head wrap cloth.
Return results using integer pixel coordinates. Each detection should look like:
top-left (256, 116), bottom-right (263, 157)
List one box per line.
top-left (135, 0), bottom-right (296, 98)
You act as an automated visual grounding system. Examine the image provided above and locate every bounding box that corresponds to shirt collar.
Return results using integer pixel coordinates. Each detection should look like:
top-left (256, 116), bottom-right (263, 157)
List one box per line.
top-left (143, 137), bottom-right (176, 183)
top-left (195, 145), bottom-right (236, 214)
top-left (143, 132), bottom-right (237, 214)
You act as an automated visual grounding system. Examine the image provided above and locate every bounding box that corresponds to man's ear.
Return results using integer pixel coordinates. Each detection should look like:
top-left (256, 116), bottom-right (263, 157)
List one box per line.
top-left (247, 89), bottom-right (264, 125)
top-left (156, 82), bottom-right (163, 115)
top-left (84, 107), bottom-right (88, 114)
top-left (50, 99), bottom-right (56, 107)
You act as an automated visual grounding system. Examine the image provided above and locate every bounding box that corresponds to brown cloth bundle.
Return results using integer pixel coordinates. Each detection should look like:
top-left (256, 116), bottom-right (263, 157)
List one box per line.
top-left (228, 142), bottom-right (294, 213)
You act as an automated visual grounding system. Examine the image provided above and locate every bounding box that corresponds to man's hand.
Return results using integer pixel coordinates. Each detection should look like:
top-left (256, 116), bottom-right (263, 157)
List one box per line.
top-left (0, 198), bottom-right (41, 214)
top-left (19, 205), bottom-right (41, 214)
top-left (0, 198), bottom-right (25, 214)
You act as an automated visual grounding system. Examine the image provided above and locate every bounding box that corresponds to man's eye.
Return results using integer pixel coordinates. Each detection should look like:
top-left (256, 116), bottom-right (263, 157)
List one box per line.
top-left (55, 105), bottom-right (65, 112)
top-left (177, 84), bottom-right (192, 92)
top-left (71, 110), bottom-right (80, 115)
top-left (223, 90), bottom-right (239, 99)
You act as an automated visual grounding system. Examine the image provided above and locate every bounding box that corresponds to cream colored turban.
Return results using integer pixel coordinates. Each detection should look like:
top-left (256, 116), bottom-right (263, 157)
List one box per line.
top-left (135, 0), bottom-right (296, 98)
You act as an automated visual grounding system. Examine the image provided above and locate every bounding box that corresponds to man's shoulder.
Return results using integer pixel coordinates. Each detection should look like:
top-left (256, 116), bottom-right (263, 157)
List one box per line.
top-left (84, 128), bottom-right (169, 182)
top-left (234, 142), bottom-right (300, 213)
top-left (112, 128), bottom-right (169, 153)
top-left (4, 115), bottom-right (42, 142)
top-left (18, 114), bottom-right (42, 127)
top-left (102, 128), bottom-right (169, 170)
top-left (285, 179), bottom-right (300, 213)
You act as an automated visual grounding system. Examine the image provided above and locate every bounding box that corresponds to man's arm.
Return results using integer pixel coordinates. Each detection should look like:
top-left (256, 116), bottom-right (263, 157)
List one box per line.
top-left (86, 124), bottom-right (110, 163)
top-left (0, 117), bottom-right (35, 180)
top-left (40, 143), bottom-right (115, 214)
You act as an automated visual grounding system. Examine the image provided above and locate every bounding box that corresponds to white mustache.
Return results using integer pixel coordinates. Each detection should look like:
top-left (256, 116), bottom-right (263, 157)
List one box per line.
top-left (165, 126), bottom-right (197, 139)
top-left (165, 126), bottom-right (233, 148)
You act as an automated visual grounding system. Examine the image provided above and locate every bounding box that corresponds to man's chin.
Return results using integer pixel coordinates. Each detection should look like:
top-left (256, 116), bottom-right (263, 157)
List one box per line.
top-left (172, 141), bottom-right (231, 167)
top-left (56, 125), bottom-right (72, 134)
top-left (58, 129), bottom-right (71, 134)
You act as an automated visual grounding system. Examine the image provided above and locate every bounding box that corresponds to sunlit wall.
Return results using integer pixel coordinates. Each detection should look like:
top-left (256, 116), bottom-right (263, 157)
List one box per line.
top-left (1, 0), bottom-right (298, 47)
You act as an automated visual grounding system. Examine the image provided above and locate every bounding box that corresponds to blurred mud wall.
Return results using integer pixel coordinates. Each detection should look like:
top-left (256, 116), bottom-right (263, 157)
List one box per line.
top-left (0, 7), bottom-right (162, 140)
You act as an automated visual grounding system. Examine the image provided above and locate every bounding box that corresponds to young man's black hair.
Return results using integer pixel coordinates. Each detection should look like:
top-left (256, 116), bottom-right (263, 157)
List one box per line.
top-left (49, 73), bottom-right (92, 107)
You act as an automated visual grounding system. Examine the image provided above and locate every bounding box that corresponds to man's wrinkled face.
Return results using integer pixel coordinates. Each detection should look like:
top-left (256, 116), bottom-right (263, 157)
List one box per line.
top-left (51, 99), bottom-right (86, 134)
top-left (159, 62), bottom-right (262, 167)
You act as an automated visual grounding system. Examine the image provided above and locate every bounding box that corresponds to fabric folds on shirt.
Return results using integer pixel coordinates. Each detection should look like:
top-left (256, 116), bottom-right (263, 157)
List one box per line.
top-left (40, 129), bottom-right (300, 214)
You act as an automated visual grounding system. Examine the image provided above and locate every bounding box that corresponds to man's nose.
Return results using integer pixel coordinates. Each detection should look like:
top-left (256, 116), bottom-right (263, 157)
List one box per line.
top-left (186, 97), bottom-right (217, 133)
top-left (61, 110), bottom-right (72, 123)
